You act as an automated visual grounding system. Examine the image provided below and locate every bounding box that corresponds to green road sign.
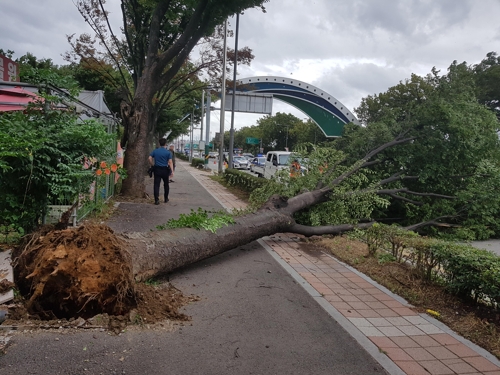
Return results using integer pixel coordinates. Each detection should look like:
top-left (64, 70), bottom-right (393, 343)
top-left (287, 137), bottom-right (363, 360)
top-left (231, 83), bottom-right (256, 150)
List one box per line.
top-left (246, 137), bottom-right (260, 145)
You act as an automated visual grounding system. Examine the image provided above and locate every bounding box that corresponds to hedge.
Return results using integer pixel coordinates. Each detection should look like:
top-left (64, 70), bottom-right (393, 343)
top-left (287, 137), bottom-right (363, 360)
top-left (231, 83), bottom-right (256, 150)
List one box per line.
top-left (360, 223), bottom-right (500, 307)
top-left (223, 168), bottom-right (269, 193)
top-left (191, 158), bottom-right (205, 168)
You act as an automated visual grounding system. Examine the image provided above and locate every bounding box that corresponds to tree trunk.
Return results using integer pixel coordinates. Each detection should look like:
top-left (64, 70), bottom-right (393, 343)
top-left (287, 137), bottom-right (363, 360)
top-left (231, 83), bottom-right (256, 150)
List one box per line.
top-left (123, 208), bottom-right (295, 281)
top-left (120, 81), bottom-right (156, 198)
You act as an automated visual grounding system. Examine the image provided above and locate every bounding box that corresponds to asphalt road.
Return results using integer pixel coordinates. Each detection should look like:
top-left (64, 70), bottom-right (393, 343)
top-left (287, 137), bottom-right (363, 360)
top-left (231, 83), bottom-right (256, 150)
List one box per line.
top-left (471, 240), bottom-right (500, 256)
top-left (0, 241), bottom-right (387, 375)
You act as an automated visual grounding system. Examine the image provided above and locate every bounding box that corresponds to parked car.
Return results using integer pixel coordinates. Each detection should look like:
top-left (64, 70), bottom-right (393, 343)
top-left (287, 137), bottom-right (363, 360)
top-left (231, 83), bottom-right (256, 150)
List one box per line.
top-left (264, 151), bottom-right (292, 179)
top-left (208, 152), bottom-right (218, 158)
top-left (249, 156), bottom-right (266, 174)
top-left (232, 156), bottom-right (249, 169)
top-left (242, 153), bottom-right (254, 159)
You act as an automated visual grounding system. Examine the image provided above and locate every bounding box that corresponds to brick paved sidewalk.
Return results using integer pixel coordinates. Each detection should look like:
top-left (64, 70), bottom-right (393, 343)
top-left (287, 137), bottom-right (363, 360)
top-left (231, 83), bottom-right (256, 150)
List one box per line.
top-left (184, 160), bottom-right (500, 375)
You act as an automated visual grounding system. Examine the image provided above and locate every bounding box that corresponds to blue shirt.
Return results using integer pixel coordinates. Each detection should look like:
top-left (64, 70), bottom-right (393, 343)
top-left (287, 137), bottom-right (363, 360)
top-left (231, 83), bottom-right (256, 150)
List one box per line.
top-left (150, 147), bottom-right (172, 167)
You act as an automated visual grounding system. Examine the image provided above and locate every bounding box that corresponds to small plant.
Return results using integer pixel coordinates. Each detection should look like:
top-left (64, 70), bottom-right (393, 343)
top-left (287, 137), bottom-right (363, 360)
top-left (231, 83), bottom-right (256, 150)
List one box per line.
top-left (144, 278), bottom-right (160, 286)
top-left (377, 252), bottom-right (396, 264)
top-left (157, 208), bottom-right (235, 233)
top-left (132, 313), bottom-right (144, 325)
top-left (0, 224), bottom-right (24, 244)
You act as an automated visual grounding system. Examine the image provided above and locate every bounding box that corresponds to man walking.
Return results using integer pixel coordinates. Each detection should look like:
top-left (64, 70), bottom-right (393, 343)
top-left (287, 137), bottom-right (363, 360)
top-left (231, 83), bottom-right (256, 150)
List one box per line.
top-left (148, 138), bottom-right (174, 205)
top-left (169, 144), bottom-right (176, 183)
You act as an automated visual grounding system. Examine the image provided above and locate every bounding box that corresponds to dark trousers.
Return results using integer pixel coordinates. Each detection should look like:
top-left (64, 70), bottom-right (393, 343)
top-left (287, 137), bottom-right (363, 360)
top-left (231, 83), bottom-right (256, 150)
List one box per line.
top-left (153, 166), bottom-right (170, 201)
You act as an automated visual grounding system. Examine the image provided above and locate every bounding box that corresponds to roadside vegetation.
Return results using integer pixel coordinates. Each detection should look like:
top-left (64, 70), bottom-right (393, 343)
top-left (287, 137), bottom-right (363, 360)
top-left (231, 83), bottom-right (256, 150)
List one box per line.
top-left (319, 233), bottom-right (500, 359)
top-left (2, 1), bottom-right (500, 351)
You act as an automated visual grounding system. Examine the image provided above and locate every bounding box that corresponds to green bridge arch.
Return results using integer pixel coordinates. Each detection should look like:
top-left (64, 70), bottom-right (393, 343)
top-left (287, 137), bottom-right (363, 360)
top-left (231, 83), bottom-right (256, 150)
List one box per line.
top-left (237, 76), bottom-right (359, 137)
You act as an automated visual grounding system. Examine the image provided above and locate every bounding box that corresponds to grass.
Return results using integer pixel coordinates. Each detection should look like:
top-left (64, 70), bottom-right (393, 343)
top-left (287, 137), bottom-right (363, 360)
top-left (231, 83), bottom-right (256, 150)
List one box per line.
top-left (144, 278), bottom-right (160, 286)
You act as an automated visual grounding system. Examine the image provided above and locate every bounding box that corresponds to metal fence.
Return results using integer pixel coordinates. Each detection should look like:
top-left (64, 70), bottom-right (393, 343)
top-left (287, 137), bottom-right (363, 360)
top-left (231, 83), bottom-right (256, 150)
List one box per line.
top-left (44, 170), bottom-right (118, 226)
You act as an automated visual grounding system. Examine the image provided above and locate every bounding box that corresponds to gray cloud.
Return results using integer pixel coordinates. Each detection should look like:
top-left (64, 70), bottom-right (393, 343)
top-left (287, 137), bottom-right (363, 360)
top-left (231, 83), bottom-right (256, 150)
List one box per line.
top-left (2, 0), bottom-right (499, 129)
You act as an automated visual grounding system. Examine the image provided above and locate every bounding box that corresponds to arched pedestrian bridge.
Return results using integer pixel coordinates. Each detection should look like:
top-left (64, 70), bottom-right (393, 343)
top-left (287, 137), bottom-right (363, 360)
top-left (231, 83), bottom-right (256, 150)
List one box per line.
top-left (237, 76), bottom-right (359, 137)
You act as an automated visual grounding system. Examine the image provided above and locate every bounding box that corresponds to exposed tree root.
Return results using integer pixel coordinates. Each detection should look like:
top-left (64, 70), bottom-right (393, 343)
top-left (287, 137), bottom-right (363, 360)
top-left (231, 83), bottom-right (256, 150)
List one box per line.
top-left (13, 224), bottom-right (136, 319)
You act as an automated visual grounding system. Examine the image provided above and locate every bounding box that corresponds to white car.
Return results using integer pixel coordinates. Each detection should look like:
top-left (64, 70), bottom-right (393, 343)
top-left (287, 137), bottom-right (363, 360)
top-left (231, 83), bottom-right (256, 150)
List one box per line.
top-left (232, 156), bottom-right (249, 169)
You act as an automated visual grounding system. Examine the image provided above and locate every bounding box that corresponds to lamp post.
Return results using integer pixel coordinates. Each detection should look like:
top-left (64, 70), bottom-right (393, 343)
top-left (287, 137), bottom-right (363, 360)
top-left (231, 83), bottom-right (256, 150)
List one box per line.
top-left (200, 89), bottom-right (205, 147)
top-left (218, 19), bottom-right (228, 173)
top-left (189, 110), bottom-right (194, 163)
top-left (228, 12), bottom-right (240, 171)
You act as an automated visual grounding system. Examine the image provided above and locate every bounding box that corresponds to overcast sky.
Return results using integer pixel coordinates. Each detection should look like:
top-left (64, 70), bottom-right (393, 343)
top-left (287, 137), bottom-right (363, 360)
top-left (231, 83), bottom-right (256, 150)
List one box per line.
top-left (1, 0), bottom-right (500, 139)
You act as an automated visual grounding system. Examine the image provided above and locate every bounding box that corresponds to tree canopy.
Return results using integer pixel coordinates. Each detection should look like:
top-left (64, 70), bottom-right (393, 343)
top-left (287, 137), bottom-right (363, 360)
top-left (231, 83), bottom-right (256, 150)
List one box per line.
top-left (69, 0), bottom-right (268, 197)
top-left (331, 61), bottom-right (500, 239)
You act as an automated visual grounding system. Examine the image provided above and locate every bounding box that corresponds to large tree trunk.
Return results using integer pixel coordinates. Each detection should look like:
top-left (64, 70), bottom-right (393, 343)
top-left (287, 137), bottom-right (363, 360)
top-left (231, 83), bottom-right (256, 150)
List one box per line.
top-left (120, 188), bottom-right (350, 280)
top-left (120, 81), bottom-right (156, 198)
top-left (124, 208), bottom-right (295, 281)
top-left (14, 198), bottom-right (298, 318)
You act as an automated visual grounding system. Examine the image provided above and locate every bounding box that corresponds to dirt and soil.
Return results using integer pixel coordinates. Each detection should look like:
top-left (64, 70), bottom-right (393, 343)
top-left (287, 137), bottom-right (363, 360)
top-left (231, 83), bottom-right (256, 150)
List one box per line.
top-left (1, 223), bottom-right (197, 334)
top-left (302, 236), bottom-right (500, 359)
top-left (14, 224), bottom-right (135, 319)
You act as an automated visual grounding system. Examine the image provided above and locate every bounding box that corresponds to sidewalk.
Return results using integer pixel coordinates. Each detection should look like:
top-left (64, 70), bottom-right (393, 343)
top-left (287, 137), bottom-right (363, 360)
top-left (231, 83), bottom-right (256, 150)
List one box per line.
top-left (184, 159), bottom-right (500, 375)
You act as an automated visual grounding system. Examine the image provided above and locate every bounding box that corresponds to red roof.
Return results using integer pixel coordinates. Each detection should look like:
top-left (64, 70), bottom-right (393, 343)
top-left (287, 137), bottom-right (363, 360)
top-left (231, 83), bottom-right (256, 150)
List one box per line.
top-left (0, 86), bottom-right (42, 112)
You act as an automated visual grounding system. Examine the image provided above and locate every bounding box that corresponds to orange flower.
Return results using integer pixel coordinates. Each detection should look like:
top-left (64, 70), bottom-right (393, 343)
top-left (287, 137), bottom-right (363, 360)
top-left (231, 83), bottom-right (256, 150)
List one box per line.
top-left (110, 164), bottom-right (118, 172)
top-left (105, 168), bottom-right (111, 175)
top-left (100, 161), bottom-right (107, 168)
top-left (96, 169), bottom-right (103, 176)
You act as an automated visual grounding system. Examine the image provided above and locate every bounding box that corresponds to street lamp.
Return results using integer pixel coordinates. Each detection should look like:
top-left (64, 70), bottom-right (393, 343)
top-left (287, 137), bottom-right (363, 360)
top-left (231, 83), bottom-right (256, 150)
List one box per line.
top-left (218, 19), bottom-right (228, 173)
top-left (276, 124), bottom-right (290, 150)
top-left (228, 12), bottom-right (240, 171)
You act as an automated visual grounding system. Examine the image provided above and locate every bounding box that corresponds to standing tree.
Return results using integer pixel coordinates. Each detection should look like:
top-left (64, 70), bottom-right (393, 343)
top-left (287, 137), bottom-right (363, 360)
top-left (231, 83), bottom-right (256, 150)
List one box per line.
top-left (69, 0), bottom-right (268, 198)
top-left (256, 112), bottom-right (303, 151)
top-left (474, 51), bottom-right (500, 121)
top-left (337, 62), bottom-right (500, 239)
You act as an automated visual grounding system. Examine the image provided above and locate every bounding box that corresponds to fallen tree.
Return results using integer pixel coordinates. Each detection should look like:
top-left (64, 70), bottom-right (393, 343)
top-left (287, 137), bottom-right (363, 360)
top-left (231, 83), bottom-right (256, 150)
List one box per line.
top-left (14, 135), bottom-right (456, 318)
top-left (12, 54), bottom-right (500, 320)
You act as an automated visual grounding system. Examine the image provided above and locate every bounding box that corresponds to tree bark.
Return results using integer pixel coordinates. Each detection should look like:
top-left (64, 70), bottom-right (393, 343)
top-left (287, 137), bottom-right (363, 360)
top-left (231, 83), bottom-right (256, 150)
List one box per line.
top-left (120, 80), bottom-right (156, 198)
top-left (123, 208), bottom-right (294, 281)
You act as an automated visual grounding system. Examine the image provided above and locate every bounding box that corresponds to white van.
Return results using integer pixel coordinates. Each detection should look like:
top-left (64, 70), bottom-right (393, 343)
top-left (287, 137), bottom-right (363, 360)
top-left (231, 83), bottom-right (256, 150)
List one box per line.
top-left (263, 151), bottom-right (292, 179)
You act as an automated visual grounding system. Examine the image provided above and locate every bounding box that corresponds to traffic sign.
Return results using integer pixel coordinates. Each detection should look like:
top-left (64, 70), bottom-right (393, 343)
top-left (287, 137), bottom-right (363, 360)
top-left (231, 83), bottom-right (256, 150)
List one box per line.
top-left (246, 137), bottom-right (260, 145)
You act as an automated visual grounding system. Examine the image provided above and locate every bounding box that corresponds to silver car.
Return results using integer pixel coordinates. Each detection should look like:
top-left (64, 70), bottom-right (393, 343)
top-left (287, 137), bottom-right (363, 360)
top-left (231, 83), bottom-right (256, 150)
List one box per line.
top-left (232, 156), bottom-right (249, 169)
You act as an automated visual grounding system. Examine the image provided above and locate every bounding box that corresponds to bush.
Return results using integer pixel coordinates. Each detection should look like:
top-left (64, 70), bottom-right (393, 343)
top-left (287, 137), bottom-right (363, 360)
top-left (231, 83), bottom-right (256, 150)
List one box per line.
top-left (176, 152), bottom-right (188, 161)
top-left (358, 223), bottom-right (500, 307)
top-left (223, 169), bottom-right (269, 193)
top-left (191, 158), bottom-right (205, 168)
top-left (0, 108), bottom-right (115, 233)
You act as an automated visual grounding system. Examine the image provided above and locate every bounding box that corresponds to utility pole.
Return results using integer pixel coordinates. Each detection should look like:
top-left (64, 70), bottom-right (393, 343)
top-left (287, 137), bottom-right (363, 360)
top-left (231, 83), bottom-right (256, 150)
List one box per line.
top-left (218, 19), bottom-right (228, 173)
top-left (189, 109), bottom-right (194, 163)
top-left (200, 90), bottom-right (205, 148)
top-left (204, 88), bottom-right (211, 168)
top-left (228, 12), bottom-right (240, 170)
